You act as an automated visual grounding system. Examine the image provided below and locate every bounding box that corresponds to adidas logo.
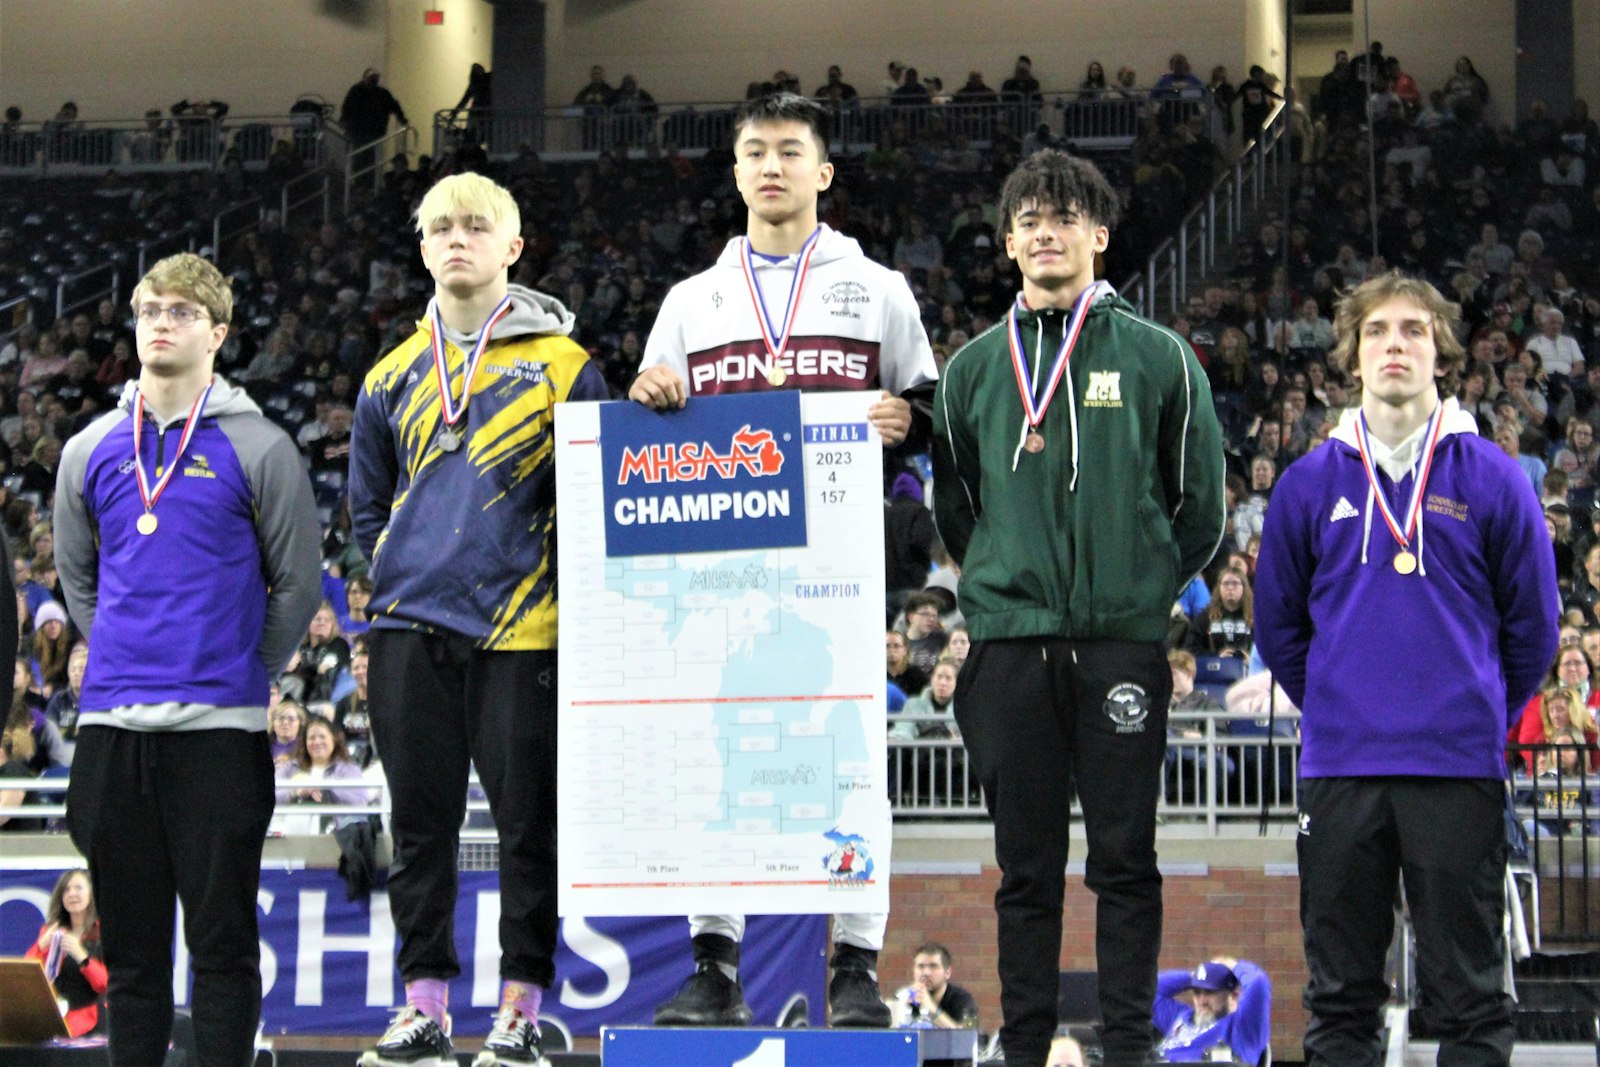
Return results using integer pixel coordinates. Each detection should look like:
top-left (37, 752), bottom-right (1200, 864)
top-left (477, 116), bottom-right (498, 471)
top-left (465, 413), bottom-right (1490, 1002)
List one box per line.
top-left (1330, 497), bottom-right (1358, 522)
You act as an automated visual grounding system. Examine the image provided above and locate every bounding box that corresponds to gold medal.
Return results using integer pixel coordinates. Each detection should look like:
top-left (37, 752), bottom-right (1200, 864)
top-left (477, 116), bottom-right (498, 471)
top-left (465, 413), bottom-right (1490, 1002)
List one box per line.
top-left (1393, 550), bottom-right (1417, 575)
top-left (1023, 431), bottom-right (1045, 454)
top-left (137, 513), bottom-right (159, 536)
top-left (767, 365), bottom-right (788, 387)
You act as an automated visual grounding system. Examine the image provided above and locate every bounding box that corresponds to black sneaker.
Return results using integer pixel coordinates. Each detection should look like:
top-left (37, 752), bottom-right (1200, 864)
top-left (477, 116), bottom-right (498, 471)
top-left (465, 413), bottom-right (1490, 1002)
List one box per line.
top-left (358, 1006), bottom-right (454, 1066)
top-left (653, 963), bottom-right (755, 1026)
top-left (472, 1005), bottom-right (546, 1065)
top-left (828, 967), bottom-right (892, 1027)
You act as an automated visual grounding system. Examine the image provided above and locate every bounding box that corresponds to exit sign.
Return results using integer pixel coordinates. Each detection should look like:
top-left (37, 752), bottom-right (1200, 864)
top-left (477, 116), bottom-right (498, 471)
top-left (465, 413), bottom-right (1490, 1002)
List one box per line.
top-left (423, 9), bottom-right (444, 24)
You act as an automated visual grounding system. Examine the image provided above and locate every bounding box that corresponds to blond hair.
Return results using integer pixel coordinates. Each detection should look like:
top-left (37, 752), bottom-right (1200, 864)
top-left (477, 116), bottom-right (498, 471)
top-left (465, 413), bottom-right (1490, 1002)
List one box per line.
top-left (1328, 272), bottom-right (1466, 400)
top-left (413, 172), bottom-right (521, 236)
top-left (130, 252), bottom-right (233, 326)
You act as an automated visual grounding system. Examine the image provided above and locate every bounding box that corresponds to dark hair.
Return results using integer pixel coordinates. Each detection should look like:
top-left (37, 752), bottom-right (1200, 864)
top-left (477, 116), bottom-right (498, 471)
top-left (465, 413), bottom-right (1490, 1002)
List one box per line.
top-left (734, 93), bottom-right (830, 161)
top-left (294, 714), bottom-right (352, 771)
top-left (45, 868), bottom-right (99, 941)
top-left (998, 149), bottom-right (1120, 233)
top-left (914, 941), bottom-right (952, 967)
top-left (903, 591), bottom-right (945, 617)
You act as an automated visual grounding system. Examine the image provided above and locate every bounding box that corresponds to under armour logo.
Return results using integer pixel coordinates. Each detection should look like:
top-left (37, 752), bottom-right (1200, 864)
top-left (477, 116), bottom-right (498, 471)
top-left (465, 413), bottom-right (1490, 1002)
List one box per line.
top-left (712, 291), bottom-right (723, 309)
top-left (1298, 812), bottom-right (1311, 835)
top-left (1330, 497), bottom-right (1358, 523)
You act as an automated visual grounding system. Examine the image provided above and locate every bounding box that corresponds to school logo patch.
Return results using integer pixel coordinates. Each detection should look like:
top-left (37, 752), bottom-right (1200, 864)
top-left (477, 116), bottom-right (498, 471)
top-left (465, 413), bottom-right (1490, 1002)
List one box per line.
top-left (1104, 682), bottom-right (1150, 733)
top-left (1084, 370), bottom-right (1122, 407)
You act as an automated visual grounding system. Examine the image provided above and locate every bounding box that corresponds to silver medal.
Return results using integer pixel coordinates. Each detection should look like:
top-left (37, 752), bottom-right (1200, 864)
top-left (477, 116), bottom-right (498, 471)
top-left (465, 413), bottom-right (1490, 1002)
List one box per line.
top-left (438, 428), bottom-right (462, 453)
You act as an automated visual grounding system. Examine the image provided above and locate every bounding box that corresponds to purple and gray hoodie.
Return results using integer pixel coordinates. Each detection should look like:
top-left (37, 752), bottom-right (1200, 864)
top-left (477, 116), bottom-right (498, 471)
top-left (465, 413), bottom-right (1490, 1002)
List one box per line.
top-left (1254, 399), bottom-right (1559, 779)
top-left (54, 376), bottom-right (322, 730)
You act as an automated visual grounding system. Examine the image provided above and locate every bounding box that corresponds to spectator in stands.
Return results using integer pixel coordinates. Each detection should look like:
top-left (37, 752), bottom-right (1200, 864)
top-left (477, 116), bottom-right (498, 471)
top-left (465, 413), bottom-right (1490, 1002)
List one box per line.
top-left (338, 574), bottom-right (373, 636)
top-left (1522, 726), bottom-right (1600, 839)
top-left (270, 698), bottom-right (307, 773)
top-left (1153, 958), bottom-right (1271, 1064)
top-left (1154, 54), bottom-right (1205, 100)
top-left (1444, 56), bottom-right (1490, 112)
top-left (892, 942), bottom-right (979, 1028)
top-left (893, 660), bottom-right (959, 742)
top-left (887, 629), bottom-right (928, 701)
top-left (892, 68), bottom-right (931, 108)
top-left (894, 216), bottom-right (943, 271)
top-left (340, 69), bottom-right (409, 170)
top-left (954, 71), bottom-right (998, 107)
top-left (30, 600), bottom-right (71, 696)
top-left (882, 61), bottom-right (907, 97)
top-left (1001, 55), bottom-right (1042, 106)
top-left (1105, 66), bottom-right (1138, 100)
top-left (1282, 296), bottom-right (1334, 352)
top-left (23, 868), bottom-right (106, 1036)
top-left (21, 333), bottom-right (67, 389)
top-left (45, 643), bottom-right (86, 754)
top-left (237, 327), bottom-right (299, 384)
top-left (815, 66), bottom-right (860, 107)
top-left (885, 473), bottom-right (934, 618)
top-left (943, 624), bottom-right (969, 670)
top-left (273, 714), bottom-right (376, 835)
top-left (573, 65), bottom-right (617, 110)
top-left (1512, 682), bottom-right (1598, 775)
top-left (1184, 570), bottom-right (1253, 657)
top-left (1077, 61), bottom-right (1108, 98)
top-left (334, 643), bottom-right (373, 767)
top-left (900, 590), bottom-right (949, 671)
top-left (1208, 66), bottom-right (1236, 139)
top-left (1496, 420), bottom-right (1547, 495)
top-left (1529, 310), bottom-right (1584, 381)
top-left (307, 403), bottom-right (353, 477)
top-left (1541, 146), bottom-right (1586, 189)
top-left (1237, 66), bottom-right (1280, 144)
top-left (282, 601), bottom-right (349, 704)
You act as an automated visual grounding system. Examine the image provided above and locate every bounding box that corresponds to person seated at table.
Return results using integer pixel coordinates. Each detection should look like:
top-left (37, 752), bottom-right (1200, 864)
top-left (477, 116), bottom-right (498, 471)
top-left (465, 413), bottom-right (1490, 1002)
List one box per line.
top-left (24, 867), bottom-right (107, 1036)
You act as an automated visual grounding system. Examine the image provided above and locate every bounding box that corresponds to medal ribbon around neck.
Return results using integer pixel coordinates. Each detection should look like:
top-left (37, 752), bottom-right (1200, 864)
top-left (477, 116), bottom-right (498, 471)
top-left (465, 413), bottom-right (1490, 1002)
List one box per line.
top-left (428, 293), bottom-right (513, 428)
top-left (1007, 279), bottom-right (1111, 430)
top-left (132, 380), bottom-right (213, 518)
top-left (740, 227), bottom-right (822, 366)
top-left (1354, 402), bottom-right (1447, 556)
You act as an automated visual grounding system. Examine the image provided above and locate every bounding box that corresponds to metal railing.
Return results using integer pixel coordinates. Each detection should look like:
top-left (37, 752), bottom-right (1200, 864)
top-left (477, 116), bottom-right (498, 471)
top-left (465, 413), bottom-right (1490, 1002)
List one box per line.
top-left (212, 196), bottom-right (263, 259)
top-left (54, 262), bottom-right (119, 321)
top-left (432, 88), bottom-right (1218, 159)
top-left (1118, 102), bottom-right (1291, 323)
top-left (0, 294), bottom-right (34, 347)
top-left (0, 113), bottom-right (349, 177)
top-left (281, 169), bottom-right (332, 231)
top-left (344, 125), bottom-right (417, 213)
top-left (136, 229), bottom-right (201, 277)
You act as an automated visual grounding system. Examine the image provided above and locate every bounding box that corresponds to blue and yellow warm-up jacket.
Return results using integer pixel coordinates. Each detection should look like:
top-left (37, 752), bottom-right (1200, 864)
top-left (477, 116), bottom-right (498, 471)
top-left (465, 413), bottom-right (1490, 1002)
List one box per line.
top-left (349, 285), bottom-right (609, 651)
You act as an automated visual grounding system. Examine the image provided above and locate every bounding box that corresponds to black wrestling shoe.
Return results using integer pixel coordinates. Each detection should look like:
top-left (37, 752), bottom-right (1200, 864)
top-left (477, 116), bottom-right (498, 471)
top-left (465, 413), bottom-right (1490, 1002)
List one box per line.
top-left (358, 1006), bottom-right (454, 1066)
top-left (653, 963), bottom-right (755, 1026)
top-left (472, 1005), bottom-right (547, 1065)
top-left (827, 966), bottom-right (893, 1027)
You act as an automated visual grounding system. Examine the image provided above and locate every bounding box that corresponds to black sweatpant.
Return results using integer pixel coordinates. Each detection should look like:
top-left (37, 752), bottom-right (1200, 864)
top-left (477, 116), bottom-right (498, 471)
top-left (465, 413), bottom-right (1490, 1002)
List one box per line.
top-left (367, 630), bottom-right (558, 987)
top-left (954, 637), bottom-right (1171, 1067)
top-left (66, 726), bottom-right (275, 1067)
top-left (1298, 777), bottom-right (1511, 1067)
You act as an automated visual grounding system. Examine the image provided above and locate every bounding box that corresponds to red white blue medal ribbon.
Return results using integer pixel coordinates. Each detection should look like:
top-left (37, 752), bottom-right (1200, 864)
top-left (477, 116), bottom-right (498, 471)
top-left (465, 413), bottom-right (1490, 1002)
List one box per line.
top-left (1354, 402), bottom-right (1446, 556)
top-left (132, 379), bottom-right (213, 515)
top-left (740, 227), bottom-right (821, 371)
top-left (1007, 279), bottom-right (1111, 431)
top-left (428, 293), bottom-right (513, 428)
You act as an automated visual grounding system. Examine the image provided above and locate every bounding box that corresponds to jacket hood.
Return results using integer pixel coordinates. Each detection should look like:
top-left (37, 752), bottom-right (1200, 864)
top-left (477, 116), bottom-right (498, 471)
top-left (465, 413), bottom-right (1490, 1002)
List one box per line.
top-left (119, 374), bottom-right (262, 423)
top-left (713, 223), bottom-right (865, 270)
top-left (1328, 395), bottom-right (1478, 450)
top-left (424, 283), bottom-right (576, 348)
top-left (1326, 396), bottom-right (1479, 577)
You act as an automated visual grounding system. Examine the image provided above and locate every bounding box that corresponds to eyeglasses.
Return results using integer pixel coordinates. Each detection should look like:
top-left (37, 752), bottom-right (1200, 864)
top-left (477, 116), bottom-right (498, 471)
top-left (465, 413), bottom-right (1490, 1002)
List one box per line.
top-left (135, 304), bottom-right (210, 327)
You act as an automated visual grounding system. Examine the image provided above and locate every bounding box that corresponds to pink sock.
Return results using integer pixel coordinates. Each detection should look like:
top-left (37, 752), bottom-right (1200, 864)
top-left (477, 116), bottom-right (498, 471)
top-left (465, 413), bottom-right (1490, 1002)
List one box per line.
top-left (406, 978), bottom-right (449, 1027)
top-left (501, 981), bottom-right (542, 1024)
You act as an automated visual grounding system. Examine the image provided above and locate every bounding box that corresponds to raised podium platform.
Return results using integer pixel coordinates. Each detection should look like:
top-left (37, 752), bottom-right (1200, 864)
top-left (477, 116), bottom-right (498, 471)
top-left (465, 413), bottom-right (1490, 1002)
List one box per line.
top-left (600, 1026), bottom-right (977, 1066)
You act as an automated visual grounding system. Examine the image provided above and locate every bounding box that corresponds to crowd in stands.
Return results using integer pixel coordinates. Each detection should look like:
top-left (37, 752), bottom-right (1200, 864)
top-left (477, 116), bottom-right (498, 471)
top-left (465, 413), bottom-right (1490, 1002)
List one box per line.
top-left (8, 42), bottom-right (1600, 827)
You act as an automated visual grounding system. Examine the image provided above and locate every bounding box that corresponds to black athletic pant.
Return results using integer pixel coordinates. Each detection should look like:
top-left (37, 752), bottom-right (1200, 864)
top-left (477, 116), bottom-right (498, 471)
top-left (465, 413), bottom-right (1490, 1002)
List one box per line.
top-left (368, 630), bottom-right (558, 987)
top-left (954, 637), bottom-right (1171, 1067)
top-left (66, 726), bottom-right (274, 1067)
top-left (1299, 777), bottom-right (1511, 1067)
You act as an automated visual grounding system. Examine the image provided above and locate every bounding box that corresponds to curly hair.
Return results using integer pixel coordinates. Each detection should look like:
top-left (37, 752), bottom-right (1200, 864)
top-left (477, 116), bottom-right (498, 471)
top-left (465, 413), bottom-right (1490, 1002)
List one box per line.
top-left (998, 149), bottom-right (1121, 234)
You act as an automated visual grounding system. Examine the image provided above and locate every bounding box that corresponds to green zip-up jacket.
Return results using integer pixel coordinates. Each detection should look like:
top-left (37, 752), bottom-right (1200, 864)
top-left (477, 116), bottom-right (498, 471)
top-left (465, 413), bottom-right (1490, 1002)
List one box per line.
top-left (932, 290), bottom-right (1226, 643)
